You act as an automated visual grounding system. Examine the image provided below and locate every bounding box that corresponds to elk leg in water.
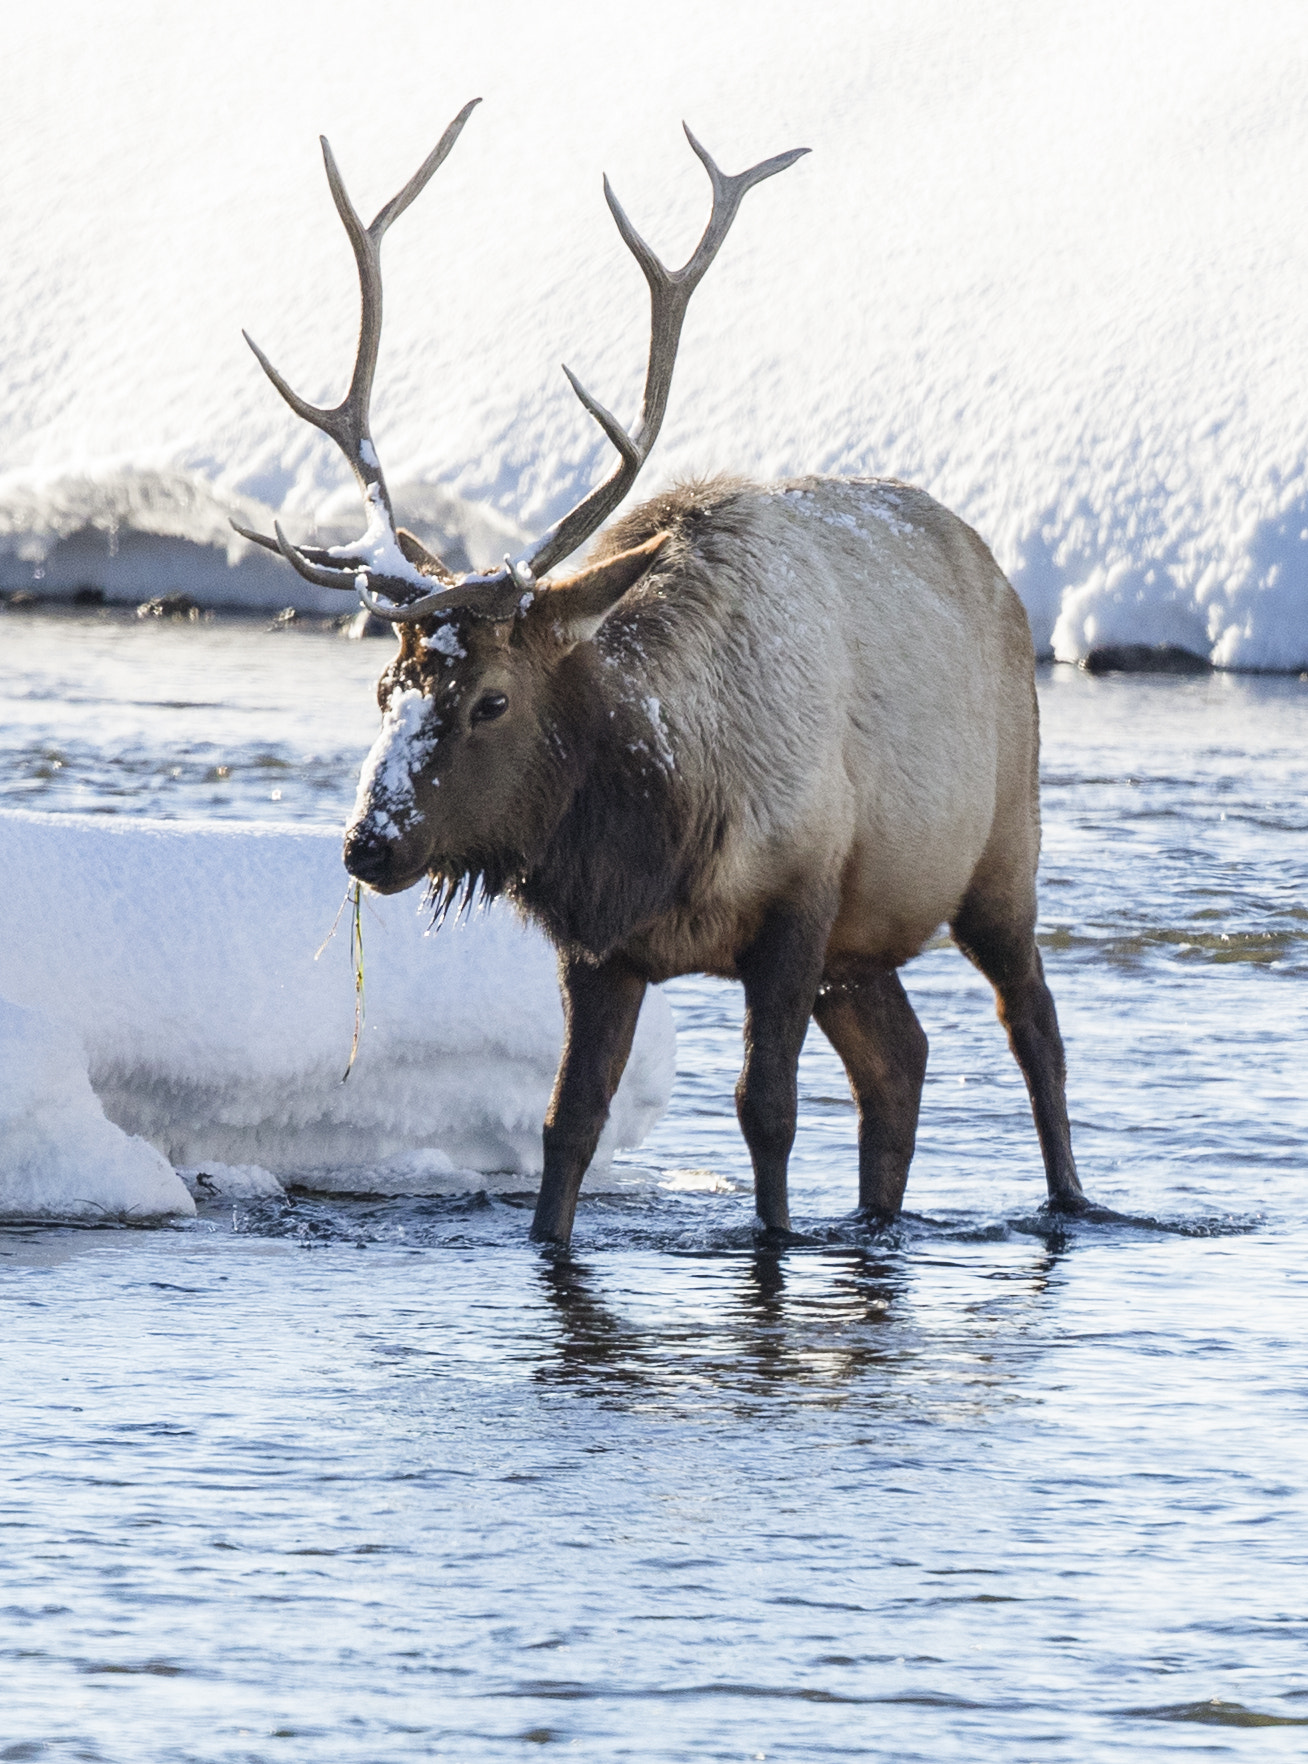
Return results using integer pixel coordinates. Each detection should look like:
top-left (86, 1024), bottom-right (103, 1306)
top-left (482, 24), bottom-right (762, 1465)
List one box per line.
top-left (531, 953), bottom-right (648, 1248)
top-left (735, 902), bottom-right (835, 1235)
top-left (950, 900), bottom-right (1086, 1213)
top-left (813, 962), bottom-right (929, 1220)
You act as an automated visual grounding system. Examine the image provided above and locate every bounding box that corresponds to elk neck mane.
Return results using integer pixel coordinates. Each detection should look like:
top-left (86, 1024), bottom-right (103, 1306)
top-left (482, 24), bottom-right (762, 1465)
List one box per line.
top-left (431, 477), bottom-right (750, 959)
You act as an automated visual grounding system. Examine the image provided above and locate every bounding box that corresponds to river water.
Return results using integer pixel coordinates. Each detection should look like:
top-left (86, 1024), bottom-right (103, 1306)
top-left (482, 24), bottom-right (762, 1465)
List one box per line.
top-left (2, 607), bottom-right (1307, 1760)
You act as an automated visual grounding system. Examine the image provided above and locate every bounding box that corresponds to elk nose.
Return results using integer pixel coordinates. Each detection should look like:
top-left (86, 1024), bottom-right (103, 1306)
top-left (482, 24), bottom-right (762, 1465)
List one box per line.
top-left (343, 825), bottom-right (395, 886)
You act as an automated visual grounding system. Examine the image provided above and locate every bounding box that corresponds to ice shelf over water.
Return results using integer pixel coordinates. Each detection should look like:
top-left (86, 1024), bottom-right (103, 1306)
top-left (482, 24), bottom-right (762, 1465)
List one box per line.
top-left (1, 1), bottom-right (1305, 666)
top-left (0, 998), bottom-right (194, 1223)
top-left (0, 811), bottom-right (675, 1222)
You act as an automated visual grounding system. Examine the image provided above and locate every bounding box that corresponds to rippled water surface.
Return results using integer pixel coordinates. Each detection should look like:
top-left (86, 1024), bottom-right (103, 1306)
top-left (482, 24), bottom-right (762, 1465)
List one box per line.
top-left (3, 607), bottom-right (1307, 1759)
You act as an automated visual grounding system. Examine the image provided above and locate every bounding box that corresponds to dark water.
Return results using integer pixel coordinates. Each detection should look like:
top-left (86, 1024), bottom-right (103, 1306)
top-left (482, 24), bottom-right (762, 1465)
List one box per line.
top-left (2, 608), bottom-right (1307, 1759)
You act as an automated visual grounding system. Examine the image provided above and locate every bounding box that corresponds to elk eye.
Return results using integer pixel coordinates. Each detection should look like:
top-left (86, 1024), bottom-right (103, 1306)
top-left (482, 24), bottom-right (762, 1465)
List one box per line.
top-left (471, 691), bottom-right (508, 725)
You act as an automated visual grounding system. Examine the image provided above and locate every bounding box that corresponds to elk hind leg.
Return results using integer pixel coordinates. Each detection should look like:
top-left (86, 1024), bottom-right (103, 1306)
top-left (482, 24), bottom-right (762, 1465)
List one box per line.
top-left (813, 961), bottom-right (928, 1221)
top-left (531, 953), bottom-right (647, 1248)
top-left (950, 891), bottom-right (1086, 1213)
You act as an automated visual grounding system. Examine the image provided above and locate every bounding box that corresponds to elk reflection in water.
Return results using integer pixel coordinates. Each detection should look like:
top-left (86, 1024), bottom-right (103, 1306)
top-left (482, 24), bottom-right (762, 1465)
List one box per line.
top-left (530, 1245), bottom-right (1063, 1416)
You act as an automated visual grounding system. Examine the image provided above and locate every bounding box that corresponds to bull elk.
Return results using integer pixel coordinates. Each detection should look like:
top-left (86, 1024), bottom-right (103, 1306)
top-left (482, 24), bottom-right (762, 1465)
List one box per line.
top-left (237, 100), bottom-right (1088, 1246)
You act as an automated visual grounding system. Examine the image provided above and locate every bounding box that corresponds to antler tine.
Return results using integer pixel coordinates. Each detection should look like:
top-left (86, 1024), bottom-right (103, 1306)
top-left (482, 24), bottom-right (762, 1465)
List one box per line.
top-left (369, 98), bottom-right (482, 237)
top-left (519, 128), bottom-right (807, 580)
top-left (273, 522), bottom-right (368, 591)
top-left (230, 521), bottom-right (281, 556)
top-left (560, 366), bottom-right (640, 467)
top-left (242, 331), bottom-right (328, 431)
top-left (678, 126), bottom-right (811, 291)
top-left (236, 101), bottom-right (481, 599)
top-left (231, 519), bottom-right (344, 568)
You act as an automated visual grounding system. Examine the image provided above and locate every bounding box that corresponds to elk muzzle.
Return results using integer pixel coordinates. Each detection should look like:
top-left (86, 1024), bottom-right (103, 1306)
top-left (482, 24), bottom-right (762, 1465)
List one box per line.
top-left (343, 688), bottom-right (439, 894)
top-left (341, 822), bottom-right (413, 892)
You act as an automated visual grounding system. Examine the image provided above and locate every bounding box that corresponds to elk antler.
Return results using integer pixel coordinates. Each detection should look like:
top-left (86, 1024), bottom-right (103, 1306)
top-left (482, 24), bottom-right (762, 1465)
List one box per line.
top-left (231, 100), bottom-right (529, 614)
top-left (517, 126), bottom-right (808, 585)
top-left (236, 112), bottom-right (807, 624)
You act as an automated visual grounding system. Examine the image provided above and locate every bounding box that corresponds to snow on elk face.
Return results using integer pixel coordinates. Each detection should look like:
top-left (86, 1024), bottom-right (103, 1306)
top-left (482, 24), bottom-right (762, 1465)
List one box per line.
top-left (343, 615), bottom-right (546, 897)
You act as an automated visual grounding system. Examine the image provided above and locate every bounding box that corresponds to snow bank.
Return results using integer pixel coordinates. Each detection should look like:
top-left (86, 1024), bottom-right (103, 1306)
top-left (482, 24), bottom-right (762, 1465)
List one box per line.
top-left (0, 810), bottom-right (675, 1218)
top-left (0, 467), bottom-right (526, 613)
top-left (1, 1), bottom-right (1305, 666)
top-left (0, 998), bottom-right (194, 1223)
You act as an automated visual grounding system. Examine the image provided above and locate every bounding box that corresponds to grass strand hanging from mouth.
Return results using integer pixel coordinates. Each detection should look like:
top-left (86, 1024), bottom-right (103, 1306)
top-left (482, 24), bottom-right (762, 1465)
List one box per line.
top-left (344, 880), bottom-right (365, 1081)
top-left (316, 880), bottom-right (366, 1081)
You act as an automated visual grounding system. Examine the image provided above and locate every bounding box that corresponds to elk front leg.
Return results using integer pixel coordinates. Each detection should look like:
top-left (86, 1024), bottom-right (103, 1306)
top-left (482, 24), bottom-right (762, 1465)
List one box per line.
top-left (735, 902), bottom-right (834, 1235)
top-left (530, 953), bottom-right (648, 1248)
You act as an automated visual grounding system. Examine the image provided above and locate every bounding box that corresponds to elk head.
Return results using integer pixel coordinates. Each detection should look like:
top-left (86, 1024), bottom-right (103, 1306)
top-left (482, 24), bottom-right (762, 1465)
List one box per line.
top-left (236, 102), bottom-right (806, 899)
top-left (341, 529), bottom-right (671, 900)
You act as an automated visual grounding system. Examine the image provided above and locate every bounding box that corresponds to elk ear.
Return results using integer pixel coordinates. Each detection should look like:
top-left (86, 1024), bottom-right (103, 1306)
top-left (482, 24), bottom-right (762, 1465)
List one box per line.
top-left (532, 533), bottom-right (669, 644)
top-left (396, 527), bottom-right (456, 583)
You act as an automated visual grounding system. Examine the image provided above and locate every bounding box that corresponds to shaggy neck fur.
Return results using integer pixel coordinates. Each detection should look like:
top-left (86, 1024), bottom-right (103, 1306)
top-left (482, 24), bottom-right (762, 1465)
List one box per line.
top-left (420, 631), bottom-right (689, 951)
top-left (513, 657), bottom-right (688, 957)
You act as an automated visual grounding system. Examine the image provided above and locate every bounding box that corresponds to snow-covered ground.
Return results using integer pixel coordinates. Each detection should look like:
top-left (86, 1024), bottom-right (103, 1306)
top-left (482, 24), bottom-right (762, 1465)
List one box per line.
top-left (0, 811), bottom-right (674, 1221)
top-left (2, 1), bottom-right (1305, 666)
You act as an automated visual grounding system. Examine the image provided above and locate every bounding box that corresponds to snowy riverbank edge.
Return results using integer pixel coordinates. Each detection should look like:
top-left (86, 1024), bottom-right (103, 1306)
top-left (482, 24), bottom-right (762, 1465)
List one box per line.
top-left (3, 470), bottom-right (1307, 673)
top-left (0, 810), bottom-right (675, 1223)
